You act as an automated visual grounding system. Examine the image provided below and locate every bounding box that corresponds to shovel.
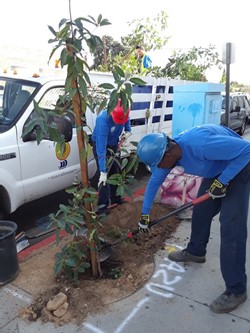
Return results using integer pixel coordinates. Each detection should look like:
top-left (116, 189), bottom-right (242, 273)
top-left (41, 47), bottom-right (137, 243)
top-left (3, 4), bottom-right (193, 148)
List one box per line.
top-left (98, 192), bottom-right (210, 262)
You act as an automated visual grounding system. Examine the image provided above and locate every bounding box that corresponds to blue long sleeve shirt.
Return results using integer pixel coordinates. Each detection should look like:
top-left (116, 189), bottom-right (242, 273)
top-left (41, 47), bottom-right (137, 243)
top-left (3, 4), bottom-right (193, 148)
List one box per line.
top-left (142, 124), bottom-right (250, 214)
top-left (142, 54), bottom-right (152, 69)
top-left (92, 110), bottom-right (131, 172)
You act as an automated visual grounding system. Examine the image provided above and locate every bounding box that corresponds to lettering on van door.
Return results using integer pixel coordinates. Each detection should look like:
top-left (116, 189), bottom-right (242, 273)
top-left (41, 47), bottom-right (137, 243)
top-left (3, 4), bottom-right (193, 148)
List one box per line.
top-left (59, 160), bottom-right (68, 169)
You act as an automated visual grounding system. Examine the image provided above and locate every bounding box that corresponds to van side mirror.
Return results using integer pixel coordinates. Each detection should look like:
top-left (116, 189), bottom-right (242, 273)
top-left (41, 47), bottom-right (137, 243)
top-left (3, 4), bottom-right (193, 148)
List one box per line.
top-left (22, 116), bottom-right (73, 143)
top-left (55, 116), bottom-right (73, 142)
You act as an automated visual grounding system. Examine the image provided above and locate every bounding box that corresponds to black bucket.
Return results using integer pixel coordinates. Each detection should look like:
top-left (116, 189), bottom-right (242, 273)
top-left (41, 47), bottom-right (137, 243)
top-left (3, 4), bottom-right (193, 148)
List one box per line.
top-left (0, 221), bottom-right (19, 285)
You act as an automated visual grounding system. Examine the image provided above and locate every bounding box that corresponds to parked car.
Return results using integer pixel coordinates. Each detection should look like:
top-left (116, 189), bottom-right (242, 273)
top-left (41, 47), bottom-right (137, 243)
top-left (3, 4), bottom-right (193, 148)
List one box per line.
top-left (220, 93), bottom-right (249, 135)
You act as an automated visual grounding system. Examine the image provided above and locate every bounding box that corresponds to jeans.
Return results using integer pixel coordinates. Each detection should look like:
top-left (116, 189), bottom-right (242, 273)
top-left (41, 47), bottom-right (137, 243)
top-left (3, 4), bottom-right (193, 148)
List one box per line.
top-left (93, 143), bottom-right (121, 213)
top-left (187, 162), bottom-right (250, 294)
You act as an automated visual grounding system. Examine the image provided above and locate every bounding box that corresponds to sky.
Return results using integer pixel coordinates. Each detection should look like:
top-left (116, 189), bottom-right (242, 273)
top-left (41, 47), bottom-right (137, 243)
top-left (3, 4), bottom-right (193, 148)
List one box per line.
top-left (1, 0), bottom-right (249, 84)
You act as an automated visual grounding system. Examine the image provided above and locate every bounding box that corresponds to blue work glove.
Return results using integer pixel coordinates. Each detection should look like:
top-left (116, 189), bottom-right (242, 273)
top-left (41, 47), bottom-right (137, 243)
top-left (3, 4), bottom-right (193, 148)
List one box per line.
top-left (138, 214), bottom-right (150, 233)
top-left (209, 179), bottom-right (228, 199)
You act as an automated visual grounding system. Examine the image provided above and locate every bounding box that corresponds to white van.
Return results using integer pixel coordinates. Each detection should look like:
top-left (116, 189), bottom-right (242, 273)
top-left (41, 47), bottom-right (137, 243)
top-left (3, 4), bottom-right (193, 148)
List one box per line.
top-left (0, 68), bottom-right (178, 218)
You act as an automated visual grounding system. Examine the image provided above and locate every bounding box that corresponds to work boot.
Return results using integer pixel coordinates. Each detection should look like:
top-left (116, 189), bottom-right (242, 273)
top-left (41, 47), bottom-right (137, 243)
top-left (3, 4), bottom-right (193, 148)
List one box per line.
top-left (210, 291), bottom-right (247, 313)
top-left (168, 249), bottom-right (206, 263)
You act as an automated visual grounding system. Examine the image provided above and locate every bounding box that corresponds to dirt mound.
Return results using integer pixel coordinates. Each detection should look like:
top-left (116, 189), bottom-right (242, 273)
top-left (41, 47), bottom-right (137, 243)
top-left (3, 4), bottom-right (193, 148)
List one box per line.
top-left (16, 200), bottom-right (180, 326)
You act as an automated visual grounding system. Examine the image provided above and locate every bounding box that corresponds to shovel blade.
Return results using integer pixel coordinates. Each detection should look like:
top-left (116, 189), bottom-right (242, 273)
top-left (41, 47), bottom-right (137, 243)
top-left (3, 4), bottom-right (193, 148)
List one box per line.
top-left (99, 244), bottom-right (114, 262)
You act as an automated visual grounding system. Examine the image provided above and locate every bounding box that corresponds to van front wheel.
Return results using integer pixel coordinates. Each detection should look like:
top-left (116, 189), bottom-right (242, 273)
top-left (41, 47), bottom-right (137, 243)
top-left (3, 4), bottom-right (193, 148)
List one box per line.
top-left (0, 210), bottom-right (6, 220)
top-left (239, 120), bottom-right (247, 136)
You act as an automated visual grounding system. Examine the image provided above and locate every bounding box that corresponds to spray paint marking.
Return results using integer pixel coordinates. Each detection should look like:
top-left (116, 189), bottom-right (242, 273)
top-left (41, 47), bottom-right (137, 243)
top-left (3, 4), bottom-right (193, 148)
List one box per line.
top-left (113, 297), bottom-right (149, 333)
top-left (84, 243), bottom-right (185, 332)
top-left (164, 244), bottom-right (179, 253)
top-left (146, 243), bottom-right (184, 298)
top-left (83, 323), bottom-right (105, 333)
top-left (83, 297), bottom-right (149, 333)
top-left (3, 287), bottom-right (32, 303)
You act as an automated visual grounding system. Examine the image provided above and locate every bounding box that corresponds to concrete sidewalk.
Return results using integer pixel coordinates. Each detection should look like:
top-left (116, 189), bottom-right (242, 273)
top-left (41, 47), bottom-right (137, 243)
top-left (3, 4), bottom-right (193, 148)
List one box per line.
top-left (1, 212), bottom-right (250, 333)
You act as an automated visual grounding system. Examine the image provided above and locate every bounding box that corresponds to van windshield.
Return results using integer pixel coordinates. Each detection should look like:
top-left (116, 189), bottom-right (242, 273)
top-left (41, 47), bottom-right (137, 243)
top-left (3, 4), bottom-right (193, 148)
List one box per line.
top-left (0, 77), bottom-right (39, 131)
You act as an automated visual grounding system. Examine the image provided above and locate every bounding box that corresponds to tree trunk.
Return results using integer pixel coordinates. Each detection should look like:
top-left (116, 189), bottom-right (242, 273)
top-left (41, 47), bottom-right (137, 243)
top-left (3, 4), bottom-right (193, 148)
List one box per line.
top-left (71, 78), bottom-right (99, 278)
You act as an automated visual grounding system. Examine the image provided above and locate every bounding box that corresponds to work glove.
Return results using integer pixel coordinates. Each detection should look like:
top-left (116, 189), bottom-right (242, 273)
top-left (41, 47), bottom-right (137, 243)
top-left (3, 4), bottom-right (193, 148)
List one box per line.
top-left (209, 179), bottom-right (228, 199)
top-left (121, 131), bottom-right (132, 143)
top-left (98, 172), bottom-right (107, 188)
top-left (138, 214), bottom-right (151, 233)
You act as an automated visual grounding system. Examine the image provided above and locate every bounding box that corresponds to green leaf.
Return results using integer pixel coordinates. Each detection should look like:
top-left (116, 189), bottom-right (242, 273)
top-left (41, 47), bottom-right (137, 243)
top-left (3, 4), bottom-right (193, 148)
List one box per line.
top-left (55, 256), bottom-right (64, 275)
top-left (80, 16), bottom-right (97, 25)
top-left (125, 155), bottom-right (139, 174)
top-left (129, 78), bottom-right (146, 85)
top-left (85, 188), bottom-right (98, 195)
top-left (130, 141), bottom-right (138, 147)
top-left (65, 224), bottom-right (74, 234)
top-left (116, 185), bottom-right (124, 197)
top-left (114, 66), bottom-right (125, 78)
top-left (121, 158), bottom-right (128, 170)
top-left (48, 25), bottom-right (57, 37)
top-left (100, 19), bottom-right (112, 27)
top-left (57, 220), bottom-right (66, 230)
top-left (97, 14), bottom-right (102, 25)
top-left (82, 71), bottom-right (91, 87)
top-left (59, 18), bottom-right (68, 28)
top-left (65, 258), bottom-right (77, 267)
top-left (81, 262), bottom-right (91, 269)
top-left (124, 83), bottom-right (132, 97)
top-left (78, 77), bottom-right (87, 97)
top-left (107, 91), bottom-right (118, 114)
top-left (98, 83), bottom-right (114, 90)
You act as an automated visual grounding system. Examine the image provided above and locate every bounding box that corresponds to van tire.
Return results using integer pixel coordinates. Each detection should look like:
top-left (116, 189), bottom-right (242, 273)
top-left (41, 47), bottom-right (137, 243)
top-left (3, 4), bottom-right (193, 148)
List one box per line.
top-left (0, 186), bottom-right (10, 219)
top-left (239, 120), bottom-right (247, 136)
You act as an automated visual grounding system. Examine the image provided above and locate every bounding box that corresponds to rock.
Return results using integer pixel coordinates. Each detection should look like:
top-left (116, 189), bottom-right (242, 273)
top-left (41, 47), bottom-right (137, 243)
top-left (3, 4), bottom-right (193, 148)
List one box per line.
top-left (46, 292), bottom-right (67, 311)
top-left (53, 301), bottom-right (69, 318)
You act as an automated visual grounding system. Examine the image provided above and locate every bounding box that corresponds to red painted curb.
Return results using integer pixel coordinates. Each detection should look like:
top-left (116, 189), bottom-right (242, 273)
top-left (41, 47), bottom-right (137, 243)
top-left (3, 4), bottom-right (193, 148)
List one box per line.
top-left (18, 231), bottom-right (66, 261)
top-left (17, 187), bottom-right (145, 261)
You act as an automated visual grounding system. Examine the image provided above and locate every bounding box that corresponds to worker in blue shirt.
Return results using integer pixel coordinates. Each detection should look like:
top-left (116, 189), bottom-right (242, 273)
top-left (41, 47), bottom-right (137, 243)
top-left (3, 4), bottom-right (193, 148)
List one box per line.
top-left (136, 124), bottom-right (250, 314)
top-left (135, 46), bottom-right (152, 73)
top-left (92, 99), bottom-right (131, 214)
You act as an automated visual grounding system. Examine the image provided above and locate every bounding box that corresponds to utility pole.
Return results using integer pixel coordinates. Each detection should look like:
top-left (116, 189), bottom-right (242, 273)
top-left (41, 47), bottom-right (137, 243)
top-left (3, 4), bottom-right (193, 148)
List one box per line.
top-left (222, 43), bottom-right (235, 127)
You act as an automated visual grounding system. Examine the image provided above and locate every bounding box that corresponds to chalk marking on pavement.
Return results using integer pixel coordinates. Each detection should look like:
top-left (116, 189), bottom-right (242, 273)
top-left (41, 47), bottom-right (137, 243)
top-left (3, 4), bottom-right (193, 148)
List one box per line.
top-left (84, 243), bottom-right (186, 332)
top-left (146, 282), bottom-right (174, 298)
top-left (162, 258), bottom-right (186, 273)
top-left (153, 267), bottom-right (182, 286)
top-left (84, 297), bottom-right (149, 333)
top-left (145, 246), bottom-right (185, 298)
top-left (113, 297), bottom-right (149, 333)
top-left (83, 322), bottom-right (105, 333)
top-left (3, 287), bottom-right (32, 303)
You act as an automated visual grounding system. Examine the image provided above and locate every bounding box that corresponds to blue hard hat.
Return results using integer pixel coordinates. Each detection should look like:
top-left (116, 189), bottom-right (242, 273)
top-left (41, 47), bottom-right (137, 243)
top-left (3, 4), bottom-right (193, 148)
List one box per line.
top-left (137, 132), bottom-right (168, 171)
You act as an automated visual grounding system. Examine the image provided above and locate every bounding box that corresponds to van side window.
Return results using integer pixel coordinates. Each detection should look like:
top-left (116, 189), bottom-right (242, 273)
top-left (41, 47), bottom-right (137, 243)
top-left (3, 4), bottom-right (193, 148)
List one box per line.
top-left (0, 80), bottom-right (35, 120)
top-left (38, 87), bottom-right (75, 127)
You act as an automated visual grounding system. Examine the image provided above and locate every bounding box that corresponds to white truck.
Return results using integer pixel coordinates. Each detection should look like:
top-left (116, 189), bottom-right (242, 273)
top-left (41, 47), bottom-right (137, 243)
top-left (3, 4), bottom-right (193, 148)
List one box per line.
top-left (0, 67), bottom-right (180, 218)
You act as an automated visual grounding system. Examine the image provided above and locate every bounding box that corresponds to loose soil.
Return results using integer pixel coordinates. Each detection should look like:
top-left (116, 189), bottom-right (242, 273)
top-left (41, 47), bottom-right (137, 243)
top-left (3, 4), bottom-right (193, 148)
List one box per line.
top-left (15, 200), bottom-right (180, 326)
